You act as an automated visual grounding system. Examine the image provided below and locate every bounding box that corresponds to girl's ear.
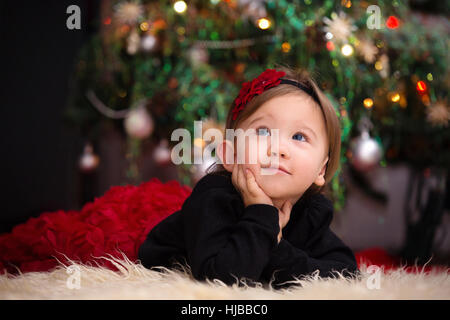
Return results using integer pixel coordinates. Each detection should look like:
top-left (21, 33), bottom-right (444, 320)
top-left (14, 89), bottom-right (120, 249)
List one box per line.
top-left (313, 156), bottom-right (329, 187)
top-left (216, 140), bottom-right (235, 173)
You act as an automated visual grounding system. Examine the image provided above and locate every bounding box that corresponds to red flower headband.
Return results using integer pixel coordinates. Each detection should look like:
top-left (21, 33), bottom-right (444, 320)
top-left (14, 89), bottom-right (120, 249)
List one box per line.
top-left (231, 69), bottom-right (286, 121)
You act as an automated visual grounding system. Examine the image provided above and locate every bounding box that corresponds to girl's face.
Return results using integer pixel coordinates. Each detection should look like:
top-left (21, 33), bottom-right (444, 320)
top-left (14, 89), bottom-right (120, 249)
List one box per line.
top-left (233, 93), bottom-right (329, 204)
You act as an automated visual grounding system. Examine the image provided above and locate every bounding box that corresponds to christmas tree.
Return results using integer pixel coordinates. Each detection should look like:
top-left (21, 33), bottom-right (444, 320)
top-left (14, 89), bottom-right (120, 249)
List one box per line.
top-left (66, 0), bottom-right (449, 212)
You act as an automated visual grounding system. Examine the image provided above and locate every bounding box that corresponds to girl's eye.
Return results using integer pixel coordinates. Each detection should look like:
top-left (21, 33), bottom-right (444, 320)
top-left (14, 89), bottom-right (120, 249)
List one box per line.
top-left (293, 132), bottom-right (306, 142)
top-left (256, 127), bottom-right (270, 136)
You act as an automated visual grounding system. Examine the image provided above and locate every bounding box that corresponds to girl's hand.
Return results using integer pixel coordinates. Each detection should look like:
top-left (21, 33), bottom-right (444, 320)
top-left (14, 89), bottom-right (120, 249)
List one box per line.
top-left (277, 200), bottom-right (293, 243)
top-left (231, 163), bottom-right (273, 208)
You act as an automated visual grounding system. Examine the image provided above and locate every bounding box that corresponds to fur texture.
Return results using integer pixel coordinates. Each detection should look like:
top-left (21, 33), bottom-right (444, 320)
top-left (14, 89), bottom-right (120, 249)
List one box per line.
top-left (0, 255), bottom-right (449, 300)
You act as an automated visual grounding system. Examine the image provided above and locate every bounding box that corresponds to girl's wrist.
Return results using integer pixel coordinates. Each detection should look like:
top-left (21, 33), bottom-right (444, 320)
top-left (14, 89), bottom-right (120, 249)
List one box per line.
top-left (244, 198), bottom-right (274, 208)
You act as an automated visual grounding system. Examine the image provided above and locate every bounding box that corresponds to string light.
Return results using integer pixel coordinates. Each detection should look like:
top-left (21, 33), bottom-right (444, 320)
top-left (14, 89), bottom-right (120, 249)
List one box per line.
top-left (341, 44), bottom-right (354, 56)
top-left (416, 80), bottom-right (427, 93)
top-left (281, 42), bottom-right (291, 53)
top-left (257, 18), bottom-right (271, 30)
top-left (194, 138), bottom-right (205, 148)
top-left (389, 92), bottom-right (400, 103)
top-left (386, 16), bottom-right (400, 29)
top-left (363, 98), bottom-right (374, 109)
top-left (326, 41), bottom-right (335, 51)
top-left (174, 1), bottom-right (187, 14)
top-left (341, 0), bottom-right (352, 8)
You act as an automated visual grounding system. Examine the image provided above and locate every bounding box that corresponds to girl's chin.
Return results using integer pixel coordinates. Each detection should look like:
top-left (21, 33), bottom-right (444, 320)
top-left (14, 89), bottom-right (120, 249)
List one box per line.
top-left (256, 181), bottom-right (287, 199)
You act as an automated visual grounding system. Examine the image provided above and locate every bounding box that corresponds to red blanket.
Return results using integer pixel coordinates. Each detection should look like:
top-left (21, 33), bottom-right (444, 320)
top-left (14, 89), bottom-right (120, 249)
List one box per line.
top-left (0, 178), bottom-right (444, 274)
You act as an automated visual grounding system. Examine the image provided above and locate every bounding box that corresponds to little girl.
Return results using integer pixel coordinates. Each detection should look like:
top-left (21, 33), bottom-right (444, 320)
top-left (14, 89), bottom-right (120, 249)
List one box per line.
top-left (138, 66), bottom-right (359, 288)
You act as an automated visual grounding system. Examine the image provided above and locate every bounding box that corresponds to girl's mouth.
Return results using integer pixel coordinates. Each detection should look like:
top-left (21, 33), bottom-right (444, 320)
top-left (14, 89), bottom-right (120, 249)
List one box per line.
top-left (260, 166), bottom-right (291, 176)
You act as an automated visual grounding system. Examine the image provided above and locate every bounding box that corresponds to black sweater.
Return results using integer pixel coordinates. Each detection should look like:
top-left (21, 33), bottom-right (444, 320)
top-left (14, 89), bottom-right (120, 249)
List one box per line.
top-left (138, 173), bottom-right (359, 288)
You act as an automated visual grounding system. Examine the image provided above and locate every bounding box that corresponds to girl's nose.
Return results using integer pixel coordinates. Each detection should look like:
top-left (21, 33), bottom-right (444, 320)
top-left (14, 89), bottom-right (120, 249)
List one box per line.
top-left (267, 141), bottom-right (290, 159)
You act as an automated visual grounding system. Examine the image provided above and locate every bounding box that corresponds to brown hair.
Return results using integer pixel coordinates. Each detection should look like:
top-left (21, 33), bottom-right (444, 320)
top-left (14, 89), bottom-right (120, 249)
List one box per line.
top-left (206, 65), bottom-right (341, 199)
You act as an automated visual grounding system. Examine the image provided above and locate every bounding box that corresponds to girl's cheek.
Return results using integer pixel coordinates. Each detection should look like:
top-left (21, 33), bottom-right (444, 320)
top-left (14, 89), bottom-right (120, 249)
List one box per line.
top-left (247, 135), bottom-right (269, 166)
top-left (234, 136), bottom-right (246, 164)
top-left (256, 135), bottom-right (271, 166)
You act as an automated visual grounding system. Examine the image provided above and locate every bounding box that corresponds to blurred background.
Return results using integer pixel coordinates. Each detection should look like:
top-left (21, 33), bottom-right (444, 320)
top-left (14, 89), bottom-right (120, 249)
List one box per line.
top-left (0, 0), bottom-right (449, 265)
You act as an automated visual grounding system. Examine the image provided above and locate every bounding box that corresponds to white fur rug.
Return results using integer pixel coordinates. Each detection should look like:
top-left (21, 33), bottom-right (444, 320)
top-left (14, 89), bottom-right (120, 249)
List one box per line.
top-left (1, 256), bottom-right (449, 300)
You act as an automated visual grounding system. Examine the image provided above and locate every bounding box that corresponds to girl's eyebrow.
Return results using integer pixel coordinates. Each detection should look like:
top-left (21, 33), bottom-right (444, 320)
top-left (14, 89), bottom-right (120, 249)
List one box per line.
top-left (300, 126), bottom-right (317, 140)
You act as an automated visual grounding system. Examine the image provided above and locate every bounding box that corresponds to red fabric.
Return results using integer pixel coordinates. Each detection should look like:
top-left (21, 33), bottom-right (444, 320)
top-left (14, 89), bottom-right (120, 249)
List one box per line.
top-left (0, 178), bottom-right (191, 274)
top-left (355, 247), bottom-right (447, 273)
top-left (0, 178), bottom-right (446, 275)
top-left (355, 247), bottom-right (402, 272)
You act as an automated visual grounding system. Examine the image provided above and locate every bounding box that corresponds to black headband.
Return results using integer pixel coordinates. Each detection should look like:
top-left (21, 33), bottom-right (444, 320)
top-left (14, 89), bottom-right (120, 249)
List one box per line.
top-left (279, 79), bottom-right (321, 106)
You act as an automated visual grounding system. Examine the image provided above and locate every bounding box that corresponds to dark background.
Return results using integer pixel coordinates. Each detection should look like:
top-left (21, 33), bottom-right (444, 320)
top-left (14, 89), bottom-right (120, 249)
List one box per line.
top-left (0, 1), bottom-right (99, 233)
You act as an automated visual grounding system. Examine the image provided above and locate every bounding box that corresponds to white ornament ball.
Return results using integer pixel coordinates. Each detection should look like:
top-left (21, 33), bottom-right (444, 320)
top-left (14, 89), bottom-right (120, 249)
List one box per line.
top-left (141, 34), bottom-right (157, 52)
top-left (350, 131), bottom-right (382, 172)
top-left (124, 107), bottom-right (154, 139)
top-left (191, 154), bottom-right (216, 183)
top-left (188, 46), bottom-right (209, 68)
top-left (153, 139), bottom-right (172, 166)
top-left (79, 143), bottom-right (100, 172)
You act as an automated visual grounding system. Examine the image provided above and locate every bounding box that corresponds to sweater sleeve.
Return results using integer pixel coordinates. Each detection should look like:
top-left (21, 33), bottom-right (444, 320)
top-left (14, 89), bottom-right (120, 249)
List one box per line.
top-left (183, 189), bottom-right (280, 285)
top-left (262, 196), bottom-right (359, 288)
top-left (262, 229), bottom-right (359, 288)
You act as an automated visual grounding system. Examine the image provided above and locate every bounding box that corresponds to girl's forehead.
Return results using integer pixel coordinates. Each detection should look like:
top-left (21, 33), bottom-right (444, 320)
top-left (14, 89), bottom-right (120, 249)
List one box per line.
top-left (249, 94), bottom-right (324, 125)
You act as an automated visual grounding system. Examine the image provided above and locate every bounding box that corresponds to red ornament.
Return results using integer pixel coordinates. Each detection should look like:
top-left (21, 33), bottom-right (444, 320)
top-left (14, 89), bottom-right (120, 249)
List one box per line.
top-left (386, 16), bottom-right (400, 29)
top-left (416, 80), bottom-right (427, 93)
top-left (231, 69), bottom-right (286, 121)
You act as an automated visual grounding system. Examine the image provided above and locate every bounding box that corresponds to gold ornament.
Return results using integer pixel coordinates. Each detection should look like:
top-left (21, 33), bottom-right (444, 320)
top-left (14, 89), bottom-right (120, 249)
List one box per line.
top-left (114, 1), bottom-right (144, 25)
top-left (426, 101), bottom-right (450, 127)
